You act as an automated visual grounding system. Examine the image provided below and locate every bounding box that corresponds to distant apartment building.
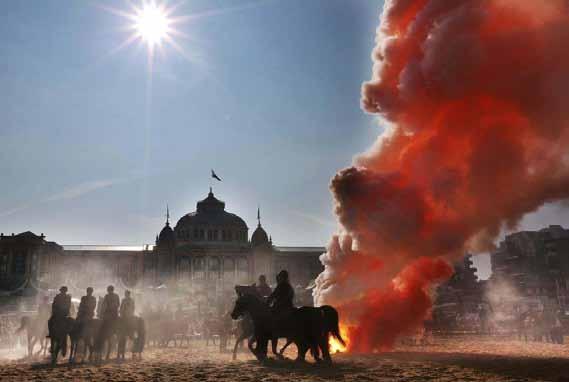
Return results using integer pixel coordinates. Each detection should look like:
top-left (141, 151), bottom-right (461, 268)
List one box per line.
top-left (490, 225), bottom-right (569, 311)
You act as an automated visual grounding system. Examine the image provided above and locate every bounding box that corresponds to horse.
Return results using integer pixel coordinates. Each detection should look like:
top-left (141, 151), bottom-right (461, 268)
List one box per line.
top-left (91, 316), bottom-right (145, 362)
top-left (49, 316), bottom-right (75, 366)
top-left (230, 292), bottom-right (344, 363)
top-left (117, 316), bottom-right (146, 360)
top-left (16, 316), bottom-right (50, 358)
top-left (93, 317), bottom-right (119, 362)
top-left (68, 318), bottom-right (102, 363)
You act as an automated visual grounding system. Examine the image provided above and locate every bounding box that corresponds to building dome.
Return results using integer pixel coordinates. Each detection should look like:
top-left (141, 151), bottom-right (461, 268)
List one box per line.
top-left (251, 225), bottom-right (269, 247)
top-left (156, 222), bottom-right (175, 246)
top-left (174, 189), bottom-right (248, 244)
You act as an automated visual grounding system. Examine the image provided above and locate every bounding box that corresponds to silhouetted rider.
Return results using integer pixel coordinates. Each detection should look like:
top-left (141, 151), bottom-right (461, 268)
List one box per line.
top-left (120, 290), bottom-right (135, 319)
top-left (256, 275), bottom-right (272, 300)
top-left (102, 285), bottom-right (120, 321)
top-left (48, 286), bottom-right (71, 337)
top-left (77, 287), bottom-right (97, 321)
top-left (267, 270), bottom-right (294, 315)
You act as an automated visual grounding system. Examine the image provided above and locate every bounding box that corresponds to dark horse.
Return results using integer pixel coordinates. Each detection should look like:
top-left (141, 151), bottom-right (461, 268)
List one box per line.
top-left (117, 317), bottom-right (146, 360)
top-left (230, 290), bottom-right (344, 363)
top-left (49, 316), bottom-right (75, 366)
top-left (93, 316), bottom-right (145, 362)
top-left (16, 316), bottom-right (50, 358)
top-left (69, 318), bottom-right (103, 363)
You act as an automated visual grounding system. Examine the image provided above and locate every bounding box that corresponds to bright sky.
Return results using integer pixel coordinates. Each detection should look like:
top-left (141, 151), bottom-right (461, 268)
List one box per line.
top-left (0, 0), bottom-right (567, 280)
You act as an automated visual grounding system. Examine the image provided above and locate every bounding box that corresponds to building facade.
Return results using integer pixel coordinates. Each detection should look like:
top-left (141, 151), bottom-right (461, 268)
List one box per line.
top-left (0, 189), bottom-right (325, 307)
top-left (489, 225), bottom-right (569, 311)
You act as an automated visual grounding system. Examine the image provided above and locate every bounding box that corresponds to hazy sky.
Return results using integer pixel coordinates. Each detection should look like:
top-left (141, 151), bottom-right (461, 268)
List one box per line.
top-left (0, 0), bottom-right (567, 280)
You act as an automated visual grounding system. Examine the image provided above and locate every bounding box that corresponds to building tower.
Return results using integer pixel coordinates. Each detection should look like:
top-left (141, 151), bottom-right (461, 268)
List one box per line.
top-left (251, 207), bottom-right (272, 280)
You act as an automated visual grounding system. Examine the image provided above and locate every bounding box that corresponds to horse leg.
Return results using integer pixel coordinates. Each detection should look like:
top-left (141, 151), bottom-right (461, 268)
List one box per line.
top-left (318, 335), bottom-right (331, 364)
top-left (271, 337), bottom-right (284, 359)
top-left (69, 339), bottom-right (75, 364)
top-left (233, 334), bottom-right (247, 360)
top-left (279, 339), bottom-right (293, 357)
top-left (27, 334), bottom-right (33, 358)
top-left (295, 342), bottom-right (308, 363)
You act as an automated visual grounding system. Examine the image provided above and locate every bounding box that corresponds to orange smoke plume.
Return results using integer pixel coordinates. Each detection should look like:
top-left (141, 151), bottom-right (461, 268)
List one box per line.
top-left (315, 0), bottom-right (569, 352)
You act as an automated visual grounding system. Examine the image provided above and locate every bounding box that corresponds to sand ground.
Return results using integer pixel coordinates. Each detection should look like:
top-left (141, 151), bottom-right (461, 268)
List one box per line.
top-left (1, 336), bottom-right (568, 382)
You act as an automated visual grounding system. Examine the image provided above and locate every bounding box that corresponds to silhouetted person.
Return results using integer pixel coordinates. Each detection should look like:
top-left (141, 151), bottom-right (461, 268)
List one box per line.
top-left (48, 286), bottom-right (71, 337)
top-left (267, 270), bottom-right (294, 315)
top-left (120, 290), bottom-right (135, 319)
top-left (256, 275), bottom-right (272, 299)
top-left (77, 287), bottom-right (96, 322)
top-left (102, 285), bottom-right (120, 321)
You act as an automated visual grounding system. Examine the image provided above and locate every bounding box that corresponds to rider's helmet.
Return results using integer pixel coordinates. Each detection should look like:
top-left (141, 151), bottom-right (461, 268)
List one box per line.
top-left (86, 287), bottom-right (94, 295)
top-left (60, 286), bottom-right (68, 293)
top-left (107, 285), bottom-right (115, 293)
top-left (276, 270), bottom-right (289, 283)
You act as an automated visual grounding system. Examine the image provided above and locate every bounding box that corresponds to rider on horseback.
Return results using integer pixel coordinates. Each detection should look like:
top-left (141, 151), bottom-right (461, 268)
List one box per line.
top-left (48, 286), bottom-right (71, 338)
top-left (255, 275), bottom-right (272, 300)
top-left (119, 290), bottom-right (135, 319)
top-left (267, 270), bottom-right (294, 316)
top-left (77, 287), bottom-right (97, 322)
top-left (102, 285), bottom-right (120, 321)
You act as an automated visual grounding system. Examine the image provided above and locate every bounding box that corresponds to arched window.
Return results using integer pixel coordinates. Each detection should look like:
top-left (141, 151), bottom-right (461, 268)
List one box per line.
top-left (193, 228), bottom-right (199, 239)
top-left (223, 258), bottom-right (235, 281)
top-left (208, 257), bottom-right (221, 280)
top-left (236, 257), bottom-right (249, 283)
top-left (180, 257), bottom-right (191, 279)
top-left (193, 257), bottom-right (205, 280)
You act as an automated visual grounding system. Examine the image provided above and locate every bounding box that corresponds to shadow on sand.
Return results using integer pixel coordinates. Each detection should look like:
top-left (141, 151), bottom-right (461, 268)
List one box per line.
top-left (382, 351), bottom-right (569, 382)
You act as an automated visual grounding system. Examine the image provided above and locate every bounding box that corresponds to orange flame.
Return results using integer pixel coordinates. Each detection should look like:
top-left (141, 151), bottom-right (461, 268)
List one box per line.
top-left (329, 323), bottom-right (350, 353)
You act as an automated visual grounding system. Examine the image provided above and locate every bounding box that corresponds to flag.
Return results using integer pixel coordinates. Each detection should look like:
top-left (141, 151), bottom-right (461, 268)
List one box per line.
top-left (211, 169), bottom-right (222, 182)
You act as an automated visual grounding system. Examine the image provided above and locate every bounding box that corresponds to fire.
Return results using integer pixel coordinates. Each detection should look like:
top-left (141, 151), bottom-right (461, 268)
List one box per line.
top-left (329, 323), bottom-right (350, 354)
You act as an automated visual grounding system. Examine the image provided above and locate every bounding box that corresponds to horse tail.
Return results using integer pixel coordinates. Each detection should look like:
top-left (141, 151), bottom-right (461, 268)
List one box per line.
top-left (321, 305), bottom-right (345, 347)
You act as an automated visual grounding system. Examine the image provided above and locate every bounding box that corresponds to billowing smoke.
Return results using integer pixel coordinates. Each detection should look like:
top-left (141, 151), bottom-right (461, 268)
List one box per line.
top-left (314, 0), bottom-right (569, 352)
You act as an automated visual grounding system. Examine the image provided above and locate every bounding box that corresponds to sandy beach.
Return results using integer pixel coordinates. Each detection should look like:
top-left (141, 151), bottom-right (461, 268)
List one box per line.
top-left (1, 336), bottom-right (568, 382)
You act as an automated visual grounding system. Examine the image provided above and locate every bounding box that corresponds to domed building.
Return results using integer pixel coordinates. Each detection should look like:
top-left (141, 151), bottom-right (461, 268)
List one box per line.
top-left (147, 188), bottom-right (325, 294)
top-left (1, 188), bottom-right (325, 308)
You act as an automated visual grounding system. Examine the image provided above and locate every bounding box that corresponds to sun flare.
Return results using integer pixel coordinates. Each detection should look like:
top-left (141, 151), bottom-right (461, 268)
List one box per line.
top-left (134, 3), bottom-right (170, 46)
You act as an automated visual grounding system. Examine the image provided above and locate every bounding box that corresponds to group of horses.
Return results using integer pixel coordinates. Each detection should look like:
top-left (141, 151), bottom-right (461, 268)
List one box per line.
top-left (17, 315), bottom-right (145, 366)
top-left (15, 286), bottom-right (344, 366)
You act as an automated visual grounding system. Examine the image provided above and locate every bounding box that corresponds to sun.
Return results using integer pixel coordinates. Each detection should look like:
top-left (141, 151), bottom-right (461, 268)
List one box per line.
top-left (134, 3), bottom-right (171, 47)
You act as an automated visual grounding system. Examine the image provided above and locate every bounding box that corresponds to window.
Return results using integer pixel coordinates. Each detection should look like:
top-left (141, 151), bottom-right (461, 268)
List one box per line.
top-left (223, 258), bottom-right (235, 280)
top-left (193, 257), bottom-right (205, 280)
top-left (207, 230), bottom-right (213, 240)
top-left (208, 257), bottom-right (221, 279)
top-left (236, 257), bottom-right (249, 283)
top-left (194, 228), bottom-right (199, 239)
top-left (0, 254), bottom-right (8, 278)
top-left (12, 252), bottom-right (26, 274)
